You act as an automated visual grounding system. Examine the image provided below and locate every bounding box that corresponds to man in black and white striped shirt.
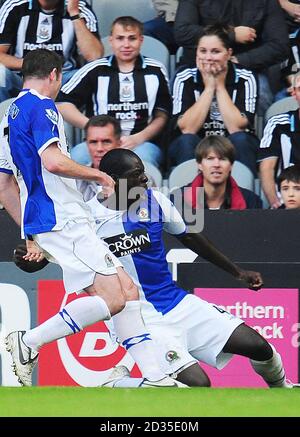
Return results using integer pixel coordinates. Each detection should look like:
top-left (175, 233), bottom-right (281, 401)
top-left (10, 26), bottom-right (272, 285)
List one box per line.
top-left (57, 16), bottom-right (172, 168)
top-left (258, 72), bottom-right (300, 208)
top-left (0, 0), bottom-right (103, 102)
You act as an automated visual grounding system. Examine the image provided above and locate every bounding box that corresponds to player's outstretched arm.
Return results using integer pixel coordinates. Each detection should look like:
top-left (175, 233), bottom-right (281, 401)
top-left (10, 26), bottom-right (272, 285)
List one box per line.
top-left (176, 232), bottom-right (263, 291)
top-left (13, 243), bottom-right (49, 273)
top-left (41, 144), bottom-right (115, 197)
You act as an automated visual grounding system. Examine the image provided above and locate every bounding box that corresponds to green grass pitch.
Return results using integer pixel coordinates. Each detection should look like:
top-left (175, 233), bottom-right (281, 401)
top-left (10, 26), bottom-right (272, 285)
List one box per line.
top-left (0, 387), bottom-right (300, 417)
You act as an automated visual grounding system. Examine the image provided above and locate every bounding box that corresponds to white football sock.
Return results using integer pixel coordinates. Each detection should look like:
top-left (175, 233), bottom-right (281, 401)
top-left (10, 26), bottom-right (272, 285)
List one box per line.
top-left (250, 344), bottom-right (291, 387)
top-left (112, 300), bottom-right (165, 381)
top-left (23, 295), bottom-right (110, 351)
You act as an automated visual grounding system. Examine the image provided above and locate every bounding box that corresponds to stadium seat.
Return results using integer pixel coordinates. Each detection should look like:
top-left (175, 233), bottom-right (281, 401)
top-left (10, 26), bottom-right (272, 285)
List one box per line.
top-left (102, 35), bottom-right (170, 76)
top-left (231, 161), bottom-right (255, 191)
top-left (168, 159), bottom-right (198, 190)
top-left (143, 161), bottom-right (163, 188)
top-left (254, 178), bottom-right (269, 209)
top-left (169, 46), bottom-right (184, 80)
top-left (265, 96), bottom-right (299, 122)
top-left (93, 0), bottom-right (156, 38)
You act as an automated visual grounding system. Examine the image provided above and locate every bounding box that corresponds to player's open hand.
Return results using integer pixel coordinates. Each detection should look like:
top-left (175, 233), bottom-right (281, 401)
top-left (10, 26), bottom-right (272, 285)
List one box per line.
top-left (97, 171), bottom-right (115, 198)
top-left (237, 269), bottom-right (263, 291)
top-left (13, 243), bottom-right (49, 273)
top-left (24, 240), bottom-right (45, 263)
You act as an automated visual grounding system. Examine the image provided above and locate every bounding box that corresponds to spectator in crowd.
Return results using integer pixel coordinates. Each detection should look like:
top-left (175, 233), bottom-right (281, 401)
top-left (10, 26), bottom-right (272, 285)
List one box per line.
top-left (258, 71), bottom-right (300, 208)
top-left (0, 0), bottom-right (103, 102)
top-left (57, 16), bottom-right (171, 168)
top-left (85, 115), bottom-right (121, 168)
top-left (276, 0), bottom-right (300, 100)
top-left (178, 135), bottom-right (262, 210)
top-left (173, 0), bottom-right (289, 113)
top-left (277, 165), bottom-right (300, 209)
top-left (169, 24), bottom-right (259, 175)
top-left (76, 115), bottom-right (122, 201)
top-left (143, 0), bottom-right (178, 54)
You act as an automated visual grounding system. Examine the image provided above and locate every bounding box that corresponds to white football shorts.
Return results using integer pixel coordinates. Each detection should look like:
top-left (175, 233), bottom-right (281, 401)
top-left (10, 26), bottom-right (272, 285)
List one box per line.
top-left (34, 220), bottom-right (121, 294)
top-left (145, 293), bottom-right (244, 375)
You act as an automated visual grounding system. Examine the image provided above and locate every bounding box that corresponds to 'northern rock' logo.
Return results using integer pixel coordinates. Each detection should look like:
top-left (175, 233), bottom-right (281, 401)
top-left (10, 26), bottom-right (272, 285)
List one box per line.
top-left (104, 229), bottom-right (151, 257)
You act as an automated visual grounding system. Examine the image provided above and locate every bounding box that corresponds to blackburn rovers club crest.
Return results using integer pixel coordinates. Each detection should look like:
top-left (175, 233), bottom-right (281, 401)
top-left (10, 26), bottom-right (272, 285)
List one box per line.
top-left (8, 103), bottom-right (19, 119)
top-left (104, 253), bottom-right (114, 268)
top-left (138, 208), bottom-right (149, 222)
top-left (165, 350), bottom-right (180, 362)
top-left (45, 108), bottom-right (58, 124)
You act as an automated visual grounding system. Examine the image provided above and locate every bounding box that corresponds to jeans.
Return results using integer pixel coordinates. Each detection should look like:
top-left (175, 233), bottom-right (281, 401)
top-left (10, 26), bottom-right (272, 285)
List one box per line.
top-left (71, 141), bottom-right (163, 168)
top-left (168, 132), bottom-right (259, 176)
top-left (168, 133), bottom-right (199, 166)
top-left (0, 66), bottom-right (78, 103)
top-left (257, 73), bottom-right (274, 116)
top-left (143, 17), bottom-right (177, 54)
top-left (229, 131), bottom-right (259, 177)
top-left (274, 88), bottom-right (289, 102)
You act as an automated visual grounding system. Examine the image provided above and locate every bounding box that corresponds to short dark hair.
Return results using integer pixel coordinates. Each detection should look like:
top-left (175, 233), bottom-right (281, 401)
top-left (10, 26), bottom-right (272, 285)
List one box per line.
top-left (199, 23), bottom-right (232, 50)
top-left (111, 16), bottom-right (144, 35)
top-left (99, 149), bottom-right (141, 178)
top-left (22, 49), bottom-right (63, 80)
top-left (85, 115), bottom-right (121, 139)
top-left (277, 165), bottom-right (300, 189)
top-left (195, 135), bottom-right (236, 164)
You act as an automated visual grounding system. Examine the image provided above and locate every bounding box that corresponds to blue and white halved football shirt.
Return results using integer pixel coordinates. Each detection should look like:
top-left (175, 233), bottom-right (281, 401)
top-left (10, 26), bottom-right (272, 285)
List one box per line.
top-left (85, 187), bottom-right (189, 315)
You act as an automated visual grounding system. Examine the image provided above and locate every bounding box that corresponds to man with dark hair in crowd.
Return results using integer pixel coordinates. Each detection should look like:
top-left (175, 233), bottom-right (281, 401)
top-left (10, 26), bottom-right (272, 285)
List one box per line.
top-left (85, 115), bottom-right (122, 168)
top-left (180, 135), bottom-right (262, 210)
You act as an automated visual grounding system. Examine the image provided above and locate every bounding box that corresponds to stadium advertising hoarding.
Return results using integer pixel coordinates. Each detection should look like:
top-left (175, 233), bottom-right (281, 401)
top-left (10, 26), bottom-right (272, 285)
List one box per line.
top-left (37, 280), bottom-right (142, 386)
top-left (0, 270), bottom-right (299, 387)
top-left (0, 282), bottom-right (31, 386)
top-left (195, 288), bottom-right (299, 387)
top-left (0, 263), bottom-right (59, 386)
top-left (37, 282), bottom-right (299, 387)
top-left (0, 260), bottom-right (299, 386)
